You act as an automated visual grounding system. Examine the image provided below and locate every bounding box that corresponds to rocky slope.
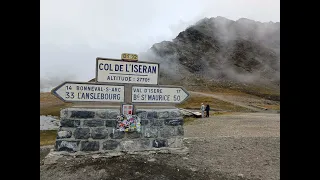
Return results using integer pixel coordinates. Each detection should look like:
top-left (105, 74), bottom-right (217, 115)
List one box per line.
top-left (140, 16), bottom-right (280, 88)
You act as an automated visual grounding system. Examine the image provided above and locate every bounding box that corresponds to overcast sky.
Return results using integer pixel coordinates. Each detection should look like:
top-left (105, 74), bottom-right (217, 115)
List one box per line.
top-left (40, 0), bottom-right (280, 89)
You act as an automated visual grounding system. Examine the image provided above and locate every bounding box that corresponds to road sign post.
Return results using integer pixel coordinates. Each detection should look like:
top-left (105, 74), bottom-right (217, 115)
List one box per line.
top-left (131, 85), bottom-right (190, 104)
top-left (95, 57), bottom-right (159, 85)
top-left (51, 81), bottom-right (125, 103)
top-left (51, 54), bottom-right (190, 110)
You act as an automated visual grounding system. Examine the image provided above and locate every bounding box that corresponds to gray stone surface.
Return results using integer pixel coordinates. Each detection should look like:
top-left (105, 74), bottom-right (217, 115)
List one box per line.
top-left (126, 132), bottom-right (141, 139)
top-left (91, 127), bottom-right (108, 139)
top-left (167, 137), bottom-right (183, 148)
top-left (120, 140), bottom-right (145, 151)
top-left (136, 110), bottom-right (147, 119)
top-left (164, 119), bottom-right (183, 126)
top-left (60, 119), bottom-right (80, 127)
top-left (143, 127), bottom-right (158, 138)
top-left (110, 131), bottom-right (125, 139)
top-left (71, 111), bottom-right (95, 119)
top-left (140, 120), bottom-right (149, 125)
top-left (55, 140), bottom-right (80, 152)
top-left (177, 126), bottom-right (184, 136)
top-left (160, 126), bottom-right (178, 137)
top-left (80, 141), bottom-right (100, 151)
top-left (60, 109), bottom-right (69, 119)
top-left (55, 108), bottom-right (184, 152)
top-left (105, 120), bottom-right (116, 127)
top-left (152, 139), bottom-right (168, 148)
top-left (83, 120), bottom-right (104, 127)
top-left (150, 119), bottom-right (164, 126)
top-left (169, 110), bottom-right (181, 118)
top-left (74, 128), bottom-right (90, 139)
top-left (95, 111), bottom-right (107, 119)
top-left (140, 139), bottom-right (151, 149)
top-left (158, 111), bottom-right (169, 119)
top-left (102, 140), bottom-right (120, 150)
top-left (147, 111), bottom-right (158, 119)
top-left (108, 111), bottom-right (120, 119)
top-left (57, 130), bottom-right (72, 139)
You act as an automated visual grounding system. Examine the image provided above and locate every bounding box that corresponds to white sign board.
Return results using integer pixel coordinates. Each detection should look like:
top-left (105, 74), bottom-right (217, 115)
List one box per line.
top-left (96, 59), bottom-right (159, 84)
top-left (131, 86), bottom-right (190, 103)
top-left (51, 82), bottom-right (125, 103)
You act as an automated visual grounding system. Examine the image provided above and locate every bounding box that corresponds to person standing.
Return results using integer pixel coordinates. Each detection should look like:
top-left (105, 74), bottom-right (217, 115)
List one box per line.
top-left (200, 103), bottom-right (205, 118)
top-left (205, 104), bottom-right (210, 117)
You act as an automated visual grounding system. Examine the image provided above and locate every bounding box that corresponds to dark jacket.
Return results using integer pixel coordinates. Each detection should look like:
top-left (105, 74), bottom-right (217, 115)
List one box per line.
top-left (205, 105), bottom-right (210, 111)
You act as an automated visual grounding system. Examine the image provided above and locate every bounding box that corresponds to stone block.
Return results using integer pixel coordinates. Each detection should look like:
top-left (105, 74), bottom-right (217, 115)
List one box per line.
top-left (120, 140), bottom-right (146, 151)
top-left (152, 139), bottom-right (168, 148)
top-left (55, 140), bottom-right (80, 152)
top-left (140, 120), bottom-right (149, 125)
top-left (80, 141), bottom-right (100, 151)
top-left (126, 131), bottom-right (141, 139)
top-left (143, 127), bottom-right (158, 138)
top-left (159, 126), bottom-right (178, 138)
top-left (57, 130), bottom-right (72, 139)
top-left (150, 119), bottom-right (164, 126)
top-left (164, 119), bottom-right (183, 126)
top-left (74, 128), bottom-right (90, 139)
top-left (102, 140), bottom-right (120, 150)
top-left (95, 110), bottom-right (107, 119)
top-left (83, 120), bottom-right (104, 127)
top-left (70, 110), bottom-right (95, 119)
top-left (60, 119), bottom-right (80, 128)
top-left (169, 110), bottom-right (181, 118)
top-left (110, 131), bottom-right (125, 139)
top-left (91, 127), bottom-right (108, 139)
top-left (158, 111), bottom-right (169, 119)
top-left (177, 126), bottom-right (184, 136)
top-left (105, 120), bottom-right (117, 127)
top-left (136, 110), bottom-right (147, 120)
top-left (147, 111), bottom-right (158, 119)
top-left (167, 137), bottom-right (183, 148)
top-left (108, 111), bottom-right (119, 119)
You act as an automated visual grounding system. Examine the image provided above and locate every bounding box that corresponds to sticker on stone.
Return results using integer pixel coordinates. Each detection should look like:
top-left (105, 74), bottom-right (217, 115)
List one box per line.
top-left (116, 114), bottom-right (141, 133)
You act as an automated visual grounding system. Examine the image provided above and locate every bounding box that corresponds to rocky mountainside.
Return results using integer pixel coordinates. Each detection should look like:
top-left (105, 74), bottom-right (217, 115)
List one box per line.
top-left (140, 16), bottom-right (280, 87)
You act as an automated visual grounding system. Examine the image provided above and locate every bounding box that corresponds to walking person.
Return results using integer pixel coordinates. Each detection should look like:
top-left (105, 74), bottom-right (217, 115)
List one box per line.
top-left (200, 103), bottom-right (205, 118)
top-left (205, 104), bottom-right (210, 117)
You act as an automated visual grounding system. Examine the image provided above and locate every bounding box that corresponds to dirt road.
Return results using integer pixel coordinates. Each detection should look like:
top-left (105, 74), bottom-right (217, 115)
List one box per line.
top-left (189, 91), bottom-right (279, 113)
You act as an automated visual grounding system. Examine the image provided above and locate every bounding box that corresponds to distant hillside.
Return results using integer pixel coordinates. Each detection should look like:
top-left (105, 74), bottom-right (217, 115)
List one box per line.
top-left (140, 16), bottom-right (280, 88)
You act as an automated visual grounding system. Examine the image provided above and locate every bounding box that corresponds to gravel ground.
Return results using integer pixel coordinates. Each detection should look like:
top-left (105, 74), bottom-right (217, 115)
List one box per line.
top-left (40, 112), bottom-right (280, 180)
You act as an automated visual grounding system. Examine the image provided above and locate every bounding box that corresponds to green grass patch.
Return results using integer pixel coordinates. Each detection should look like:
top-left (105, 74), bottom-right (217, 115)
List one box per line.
top-left (40, 130), bottom-right (57, 146)
top-left (40, 103), bottom-right (72, 117)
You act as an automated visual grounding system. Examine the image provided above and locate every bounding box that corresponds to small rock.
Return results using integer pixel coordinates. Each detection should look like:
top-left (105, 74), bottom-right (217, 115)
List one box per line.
top-left (190, 167), bottom-right (197, 172)
top-left (182, 157), bottom-right (189, 160)
top-left (237, 173), bottom-right (244, 178)
top-left (98, 169), bottom-right (106, 174)
top-left (83, 169), bottom-right (86, 172)
top-left (92, 155), bottom-right (99, 159)
top-left (147, 158), bottom-right (156, 162)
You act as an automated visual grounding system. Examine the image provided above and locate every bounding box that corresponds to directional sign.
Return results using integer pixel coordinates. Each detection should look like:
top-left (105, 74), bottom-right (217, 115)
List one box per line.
top-left (51, 81), bottom-right (125, 103)
top-left (131, 86), bottom-right (190, 103)
top-left (96, 58), bottom-right (159, 85)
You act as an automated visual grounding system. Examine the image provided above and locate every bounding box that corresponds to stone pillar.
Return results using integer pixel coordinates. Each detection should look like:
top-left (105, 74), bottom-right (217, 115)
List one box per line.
top-left (55, 108), bottom-right (184, 152)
